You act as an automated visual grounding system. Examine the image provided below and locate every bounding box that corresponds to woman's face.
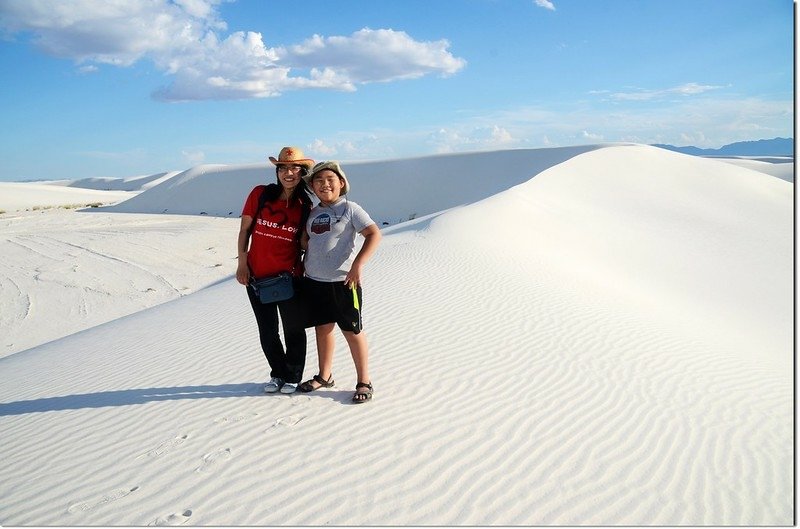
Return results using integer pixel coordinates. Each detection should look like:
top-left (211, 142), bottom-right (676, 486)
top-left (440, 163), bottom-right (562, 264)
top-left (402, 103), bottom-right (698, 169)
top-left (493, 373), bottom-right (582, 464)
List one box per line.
top-left (277, 164), bottom-right (303, 192)
top-left (311, 169), bottom-right (343, 204)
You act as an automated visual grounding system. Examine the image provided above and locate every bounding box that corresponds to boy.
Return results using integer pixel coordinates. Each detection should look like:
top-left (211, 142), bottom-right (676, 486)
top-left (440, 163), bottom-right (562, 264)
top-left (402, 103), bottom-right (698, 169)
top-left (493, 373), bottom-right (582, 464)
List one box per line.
top-left (299, 161), bottom-right (382, 403)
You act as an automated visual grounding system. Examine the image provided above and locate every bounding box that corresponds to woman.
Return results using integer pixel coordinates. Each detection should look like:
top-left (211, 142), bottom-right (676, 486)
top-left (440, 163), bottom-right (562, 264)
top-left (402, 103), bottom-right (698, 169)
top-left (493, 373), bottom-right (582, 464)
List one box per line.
top-left (236, 146), bottom-right (314, 394)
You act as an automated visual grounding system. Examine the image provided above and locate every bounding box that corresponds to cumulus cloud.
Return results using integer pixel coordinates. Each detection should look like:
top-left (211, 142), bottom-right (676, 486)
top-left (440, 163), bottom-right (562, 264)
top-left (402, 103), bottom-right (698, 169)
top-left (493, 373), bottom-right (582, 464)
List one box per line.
top-left (308, 139), bottom-right (339, 157)
top-left (307, 137), bottom-right (388, 159)
top-left (581, 130), bottom-right (604, 141)
top-left (427, 125), bottom-right (518, 153)
top-left (496, 126), bottom-right (515, 142)
top-left (0, 0), bottom-right (226, 65)
top-left (0, 0), bottom-right (466, 101)
top-left (281, 29), bottom-right (466, 84)
top-left (534, 0), bottom-right (556, 11)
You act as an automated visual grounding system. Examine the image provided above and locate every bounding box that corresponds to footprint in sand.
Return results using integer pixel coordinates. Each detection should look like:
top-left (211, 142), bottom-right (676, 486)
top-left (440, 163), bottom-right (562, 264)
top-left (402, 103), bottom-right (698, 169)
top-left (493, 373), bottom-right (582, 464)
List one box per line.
top-left (213, 412), bottom-right (260, 425)
top-left (67, 486), bottom-right (140, 514)
top-left (149, 509), bottom-right (193, 526)
top-left (137, 434), bottom-right (188, 459)
top-left (290, 395), bottom-right (312, 406)
top-left (195, 448), bottom-right (232, 473)
top-left (270, 415), bottom-right (305, 428)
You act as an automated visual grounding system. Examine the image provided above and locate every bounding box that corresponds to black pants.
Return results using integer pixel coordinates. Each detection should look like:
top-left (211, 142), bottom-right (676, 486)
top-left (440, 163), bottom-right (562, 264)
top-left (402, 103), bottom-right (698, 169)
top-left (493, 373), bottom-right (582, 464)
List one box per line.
top-left (246, 279), bottom-right (307, 383)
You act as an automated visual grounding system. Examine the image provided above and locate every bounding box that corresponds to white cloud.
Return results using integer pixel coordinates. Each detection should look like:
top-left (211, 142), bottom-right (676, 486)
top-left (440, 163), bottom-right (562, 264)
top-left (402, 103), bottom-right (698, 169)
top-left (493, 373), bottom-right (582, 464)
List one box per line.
top-left (484, 125), bottom-right (515, 145)
top-left (0, 1), bottom-right (465, 101)
top-left (307, 137), bottom-right (381, 160)
top-left (281, 28), bottom-right (466, 84)
top-left (330, 95), bottom-right (789, 160)
top-left (608, 83), bottom-right (723, 102)
top-left (427, 124), bottom-right (519, 153)
top-left (678, 132), bottom-right (708, 145)
top-left (534, 0), bottom-right (556, 11)
top-left (309, 139), bottom-right (338, 157)
top-left (181, 149), bottom-right (206, 166)
top-left (250, 92), bottom-right (790, 162)
top-left (0, 0), bottom-right (226, 66)
top-left (477, 97), bottom-right (791, 148)
top-left (172, 0), bottom-right (221, 20)
top-left (581, 130), bottom-right (604, 141)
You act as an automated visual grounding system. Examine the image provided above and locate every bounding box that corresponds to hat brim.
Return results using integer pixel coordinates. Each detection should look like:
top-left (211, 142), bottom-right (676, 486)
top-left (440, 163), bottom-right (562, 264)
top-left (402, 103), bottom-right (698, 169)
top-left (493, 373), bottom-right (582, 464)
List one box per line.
top-left (269, 157), bottom-right (315, 169)
top-left (304, 164), bottom-right (349, 195)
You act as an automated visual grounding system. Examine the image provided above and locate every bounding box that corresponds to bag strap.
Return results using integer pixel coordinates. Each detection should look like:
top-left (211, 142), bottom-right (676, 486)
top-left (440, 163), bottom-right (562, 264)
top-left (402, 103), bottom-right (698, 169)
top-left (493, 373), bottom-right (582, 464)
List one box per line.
top-left (246, 185), bottom-right (270, 240)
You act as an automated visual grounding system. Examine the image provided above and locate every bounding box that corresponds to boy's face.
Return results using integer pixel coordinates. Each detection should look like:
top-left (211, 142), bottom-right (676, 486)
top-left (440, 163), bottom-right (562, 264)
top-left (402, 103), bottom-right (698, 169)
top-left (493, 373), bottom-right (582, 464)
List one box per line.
top-left (311, 169), bottom-right (343, 204)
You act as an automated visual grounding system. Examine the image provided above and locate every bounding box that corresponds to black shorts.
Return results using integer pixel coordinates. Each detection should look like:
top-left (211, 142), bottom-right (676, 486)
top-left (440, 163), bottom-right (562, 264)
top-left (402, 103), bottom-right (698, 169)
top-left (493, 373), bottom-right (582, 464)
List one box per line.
top-left (304, 278), bottom-right (363, 334)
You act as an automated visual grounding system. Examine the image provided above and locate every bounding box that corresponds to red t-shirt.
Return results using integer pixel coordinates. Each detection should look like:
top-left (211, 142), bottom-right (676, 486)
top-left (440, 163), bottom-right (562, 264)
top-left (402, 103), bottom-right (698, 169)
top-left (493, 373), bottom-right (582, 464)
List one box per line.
top-left (242, 186), bottom-right (303, 279)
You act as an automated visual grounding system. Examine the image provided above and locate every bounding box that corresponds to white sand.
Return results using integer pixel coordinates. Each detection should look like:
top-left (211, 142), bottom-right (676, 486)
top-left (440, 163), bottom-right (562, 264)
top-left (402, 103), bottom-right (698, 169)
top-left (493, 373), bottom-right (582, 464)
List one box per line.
top-left (0, 171), bottom-right (178, 213)
top-left (0, 145), bottom-right (793, 525)
top-left (713, 156), bottom-right (794, 182)
top-left (0, 210), bottom-right (238, 356)
top-left (0, 182), bottom-right (136, 212)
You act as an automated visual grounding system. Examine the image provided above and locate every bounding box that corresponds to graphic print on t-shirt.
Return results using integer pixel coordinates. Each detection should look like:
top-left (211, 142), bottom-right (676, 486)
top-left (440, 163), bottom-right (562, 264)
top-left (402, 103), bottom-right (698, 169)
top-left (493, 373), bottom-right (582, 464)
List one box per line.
top-left (259, 202), bottom-right (288, 226)
top-left (311, 213), bottom-right (332, 234)
top-left (253, 202), bottom-right (300, 242)
top-left (243, 186), bottom-right (304, 279)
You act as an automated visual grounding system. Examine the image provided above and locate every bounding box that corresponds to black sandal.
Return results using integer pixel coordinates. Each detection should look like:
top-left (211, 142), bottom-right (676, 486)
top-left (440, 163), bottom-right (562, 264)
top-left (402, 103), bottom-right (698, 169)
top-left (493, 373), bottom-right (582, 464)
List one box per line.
top-left (299, 374), bottom-right (334, 393)
top-left (352, 382), bottom-right (373, 403)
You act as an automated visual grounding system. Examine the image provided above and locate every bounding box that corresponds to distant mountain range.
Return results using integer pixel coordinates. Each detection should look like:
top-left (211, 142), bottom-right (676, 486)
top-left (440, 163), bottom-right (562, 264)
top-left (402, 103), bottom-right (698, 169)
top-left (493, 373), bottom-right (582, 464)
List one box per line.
top-left (652, 137), bottom-right (793, 157)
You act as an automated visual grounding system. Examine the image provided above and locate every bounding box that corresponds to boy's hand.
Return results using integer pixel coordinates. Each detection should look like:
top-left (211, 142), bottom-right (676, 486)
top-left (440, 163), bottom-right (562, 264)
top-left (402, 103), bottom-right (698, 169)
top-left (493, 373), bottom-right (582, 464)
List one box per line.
top-left (344, 263), bottom-right (362, 288)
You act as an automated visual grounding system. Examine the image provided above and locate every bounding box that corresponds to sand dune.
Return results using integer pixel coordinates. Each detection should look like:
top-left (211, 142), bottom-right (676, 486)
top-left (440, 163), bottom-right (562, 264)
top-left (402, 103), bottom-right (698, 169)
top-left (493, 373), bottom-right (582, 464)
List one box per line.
top-left (0, 171), bottom-right (178, 213)
top-left (0, 145), bottom-right (792, 525)
top-left (102, 146), bottom-right (607, 223)
top-left (715, 156), bottom-right (793, 182)
top-left (0, 182), bottom-right (135, 212)
top-left (65, 171), bottom-right (180, 191)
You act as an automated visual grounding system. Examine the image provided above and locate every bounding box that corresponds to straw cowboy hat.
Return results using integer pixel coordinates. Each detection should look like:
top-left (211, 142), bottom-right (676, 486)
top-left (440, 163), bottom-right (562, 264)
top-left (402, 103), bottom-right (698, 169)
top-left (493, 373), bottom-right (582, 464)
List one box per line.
top-left (268, 146), bottom-right (315, 170)
top-left (304, 160), bottom-right (350, 195)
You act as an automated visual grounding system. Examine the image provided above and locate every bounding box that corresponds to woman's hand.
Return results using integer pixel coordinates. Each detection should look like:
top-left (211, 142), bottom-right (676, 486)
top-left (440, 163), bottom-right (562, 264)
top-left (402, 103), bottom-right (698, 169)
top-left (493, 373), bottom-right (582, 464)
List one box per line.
top-left (236, 260), bottom-right (250, 285)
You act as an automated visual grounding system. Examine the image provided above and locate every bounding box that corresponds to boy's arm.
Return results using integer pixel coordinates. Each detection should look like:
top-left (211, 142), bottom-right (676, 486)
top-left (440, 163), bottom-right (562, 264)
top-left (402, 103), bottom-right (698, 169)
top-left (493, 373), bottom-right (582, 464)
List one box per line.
top-left (344, 224), bottom-right (382, 288)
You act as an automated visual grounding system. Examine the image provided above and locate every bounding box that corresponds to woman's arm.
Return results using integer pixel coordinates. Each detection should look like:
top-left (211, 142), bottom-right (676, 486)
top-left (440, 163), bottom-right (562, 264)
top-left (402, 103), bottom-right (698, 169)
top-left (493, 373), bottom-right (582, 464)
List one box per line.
top-left (236, 215), bottom-right (253, 285)
top-left (300, 230), bottom-right (309, 252)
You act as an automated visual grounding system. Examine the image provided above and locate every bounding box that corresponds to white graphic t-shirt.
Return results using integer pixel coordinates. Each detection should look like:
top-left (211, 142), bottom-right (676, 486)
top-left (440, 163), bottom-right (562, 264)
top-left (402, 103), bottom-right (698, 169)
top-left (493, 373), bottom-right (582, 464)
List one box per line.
top-left (304, 198), bottom-right (374, 282)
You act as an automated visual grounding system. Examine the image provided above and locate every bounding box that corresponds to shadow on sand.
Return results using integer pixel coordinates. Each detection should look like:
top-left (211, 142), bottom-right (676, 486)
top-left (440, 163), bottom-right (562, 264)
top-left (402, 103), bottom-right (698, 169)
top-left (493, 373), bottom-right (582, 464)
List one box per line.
top-left (0, 383), bottom-right (266, 416)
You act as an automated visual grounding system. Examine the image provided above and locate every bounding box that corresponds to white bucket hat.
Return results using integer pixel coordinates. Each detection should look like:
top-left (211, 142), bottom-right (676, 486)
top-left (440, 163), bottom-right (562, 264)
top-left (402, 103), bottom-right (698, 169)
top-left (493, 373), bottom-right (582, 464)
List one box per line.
top-left (304, 160), bottom-right (350, 195)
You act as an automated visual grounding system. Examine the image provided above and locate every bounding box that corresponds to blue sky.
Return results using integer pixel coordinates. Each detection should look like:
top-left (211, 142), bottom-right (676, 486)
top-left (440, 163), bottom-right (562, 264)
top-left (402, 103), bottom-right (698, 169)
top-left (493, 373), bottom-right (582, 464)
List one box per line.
top-left (0, 0), bottom-right (793, 181)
